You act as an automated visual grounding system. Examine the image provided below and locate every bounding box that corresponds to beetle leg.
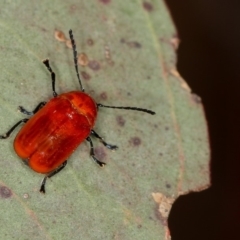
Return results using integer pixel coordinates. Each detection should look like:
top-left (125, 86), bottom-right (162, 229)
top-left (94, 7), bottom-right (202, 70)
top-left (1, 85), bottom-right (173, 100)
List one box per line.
top-left (0, 119), bottom-right (28, 139)
top-left (43, 59), bottom-right (58, 97)
top-left (19, 101), bottom-right (47, 116)
top-left (91, 130), bottom-right (118, 150)
top-left (86, 137), bottom-right (106, 167)
top-left (40, 160), bottom-right (68, 194)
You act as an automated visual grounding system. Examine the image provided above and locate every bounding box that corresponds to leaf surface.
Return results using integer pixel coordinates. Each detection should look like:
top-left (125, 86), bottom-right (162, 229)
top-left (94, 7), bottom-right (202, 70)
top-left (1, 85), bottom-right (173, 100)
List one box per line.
top-left (0, 1), bottom-right (210, 239)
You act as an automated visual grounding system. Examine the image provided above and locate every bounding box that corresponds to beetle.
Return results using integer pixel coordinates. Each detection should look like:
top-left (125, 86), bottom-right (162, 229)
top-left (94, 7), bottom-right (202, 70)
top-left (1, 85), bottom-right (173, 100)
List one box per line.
top-left (0, 30), bottom-right (155, 193)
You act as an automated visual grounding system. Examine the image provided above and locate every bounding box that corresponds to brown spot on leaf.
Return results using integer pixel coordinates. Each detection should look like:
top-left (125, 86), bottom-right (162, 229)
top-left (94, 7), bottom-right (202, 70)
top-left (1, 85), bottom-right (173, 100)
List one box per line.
top-left (165, 183), bottom-right (171, 189)
top-left (0, 185), bottom-right (12, 198)
top-left (170, 35), bottom-right (180, 50)
top-left (81, 71), bottom-right (91, 81)
top-left (192, 93), bottom-right (202, 103)
top-left (65, 39), bottom-right (72, 49)
top-left (87, 39), bottom-right (94, 46)
top-left (105, 45), bottom-right (114, 65)
top-left (78, 53), bottom-right (89, 66)
top-left (54, 30), bottom-right (66, 42)
top-left (143, 2), bottom-right (153, 12)
top-left (116, 115), bottom-right (125, 127)
top-left (95, 147), bottom-right (107, 161)
top-left (100, 92), bottom-right (108, 100)
top-left (120, 38), bottom-right (142, 49)
top-left (130, 137), bottom-right (141, 146)
top-left (99, 0), bottom-right (111, 4)
top-left (70, 5), bottom-right (77, 13)
top-left (127, 41), bottom-right (142, 48)
top-left (152, 192), bottom-right (175, 226)
top-left (88, 60), bottom-right (101, 71)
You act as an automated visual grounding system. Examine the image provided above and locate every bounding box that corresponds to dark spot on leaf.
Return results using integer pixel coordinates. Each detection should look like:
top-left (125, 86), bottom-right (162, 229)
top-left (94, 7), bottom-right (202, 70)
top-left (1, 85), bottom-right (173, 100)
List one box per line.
top-left (166, 183), bottom-right (171, 188)
top-left (143, 2), bottom-right (153, 12)
top-left (138, 224), bottom-right (142, 228)
top-left (127, 41), bottom-right (142, 48)
top-left (100, 92), bottom-right (108, 100)
top-left (70, 5), bottom-right (77, 13)
top-left (87, 39), bottom-right (94, 46)
top-left (95, 147), bottom-right (107, 161)
top-left (0, 186), bottom-right (12, 198)
top-left (99, 0), bottom-right (111, 4)
top-left (116, 115), bottom-right (125, 127)
top-left (130, 137), bottom-right (141, 146)
top-left (88, 60), bottom-right (101, 71)
top-left (159, 152), bottom-right (163, 156)
top-left (120, 38), bottom-right (142, 48)
top-left (165, 126), bottom-right (169, 131)
top-left (81, 71), bottom-right (91, 81)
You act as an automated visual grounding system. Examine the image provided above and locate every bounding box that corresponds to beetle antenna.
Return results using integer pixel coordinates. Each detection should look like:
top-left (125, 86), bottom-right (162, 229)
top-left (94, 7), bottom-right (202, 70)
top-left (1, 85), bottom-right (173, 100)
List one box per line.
top-left (69, 29), bottom-right (84, 92)
top-left (97, 103), bottom-right (155, 115)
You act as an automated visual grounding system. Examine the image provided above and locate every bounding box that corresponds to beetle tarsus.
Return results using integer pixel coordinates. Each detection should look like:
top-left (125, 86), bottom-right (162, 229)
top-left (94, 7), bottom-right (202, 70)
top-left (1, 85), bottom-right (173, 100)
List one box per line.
top-left (86, 136), bottom-right (106, 167)
top-left (19, 102), bottom-right (46, 116)
top-left (39, 161), bottom-right (68, 193)
top-left (91, 130), bottom-right (118, 150)
top-left (0, 119), bottom-right (28, 139)
top-left (43, 59), bottom-right (58, 97)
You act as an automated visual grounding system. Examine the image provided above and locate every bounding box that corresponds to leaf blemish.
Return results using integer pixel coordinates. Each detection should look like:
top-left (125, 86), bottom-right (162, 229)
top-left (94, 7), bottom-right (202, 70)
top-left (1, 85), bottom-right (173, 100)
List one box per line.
top-left (116, 115), bottom-right (126, 127)
top-left (100, 92), bottom-right (108, 100)
top-left (120, 38), bottom-right (142, 48)
top-left (54, 30), bottom-right (66, 42)
top-left (99, 0), bottom-right (111, 4)
top-left (78, 53), bottom-right (89, 66)
top-left (143, 2), bottom-right (153, 12)
top-left (95, 147), bottom-right (107, 161)
top-left (87, 39), bottom-right (94, 46)
top-left (152, 192), bottom-right (175, 226)
top-left (81, 71), bottom-right (91, 81)
top-left (0, 185), bottom-right (12, 199)
top-left (88, 60), bottom-right (101, 71)
top-left (165, 183), bottom-right (171, 189)
top-left (130, 137), bottom-right (141, 146)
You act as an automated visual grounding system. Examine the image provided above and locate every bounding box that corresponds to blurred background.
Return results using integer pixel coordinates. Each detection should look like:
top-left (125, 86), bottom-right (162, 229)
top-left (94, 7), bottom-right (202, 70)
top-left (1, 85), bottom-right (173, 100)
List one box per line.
top-left (165, 0), bottom-right (240, 239)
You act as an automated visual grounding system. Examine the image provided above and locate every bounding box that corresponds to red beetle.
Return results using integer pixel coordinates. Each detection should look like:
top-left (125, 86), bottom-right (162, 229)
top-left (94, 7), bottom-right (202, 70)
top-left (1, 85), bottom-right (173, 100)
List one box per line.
top-left (0, 30), bottom-right (155, 193)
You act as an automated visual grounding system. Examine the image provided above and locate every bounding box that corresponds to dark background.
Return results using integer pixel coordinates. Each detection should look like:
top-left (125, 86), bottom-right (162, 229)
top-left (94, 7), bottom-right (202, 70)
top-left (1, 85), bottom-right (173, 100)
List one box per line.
top-left (165, 1), bottom-right (240, 239)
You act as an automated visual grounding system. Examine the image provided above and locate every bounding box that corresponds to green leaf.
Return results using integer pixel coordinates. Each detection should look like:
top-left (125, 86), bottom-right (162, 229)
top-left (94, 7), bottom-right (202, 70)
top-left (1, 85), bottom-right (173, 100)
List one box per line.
top-left (0, 1), bottom-right (210, 239)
